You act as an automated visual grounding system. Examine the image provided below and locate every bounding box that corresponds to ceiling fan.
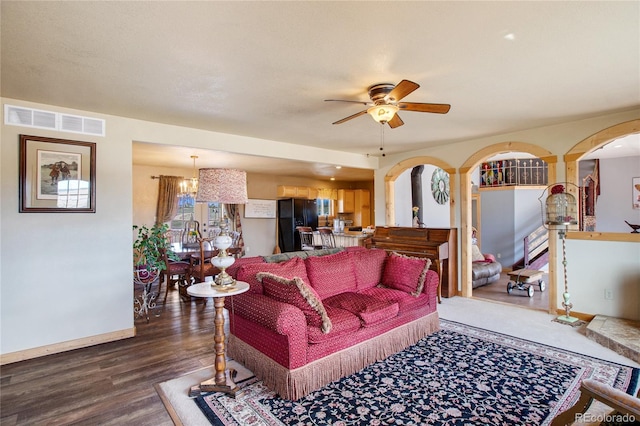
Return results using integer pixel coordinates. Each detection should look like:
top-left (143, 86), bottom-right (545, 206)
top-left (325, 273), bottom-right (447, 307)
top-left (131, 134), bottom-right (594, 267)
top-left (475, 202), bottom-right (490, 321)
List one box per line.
top-left (325, 79), bottom-right (451, 128)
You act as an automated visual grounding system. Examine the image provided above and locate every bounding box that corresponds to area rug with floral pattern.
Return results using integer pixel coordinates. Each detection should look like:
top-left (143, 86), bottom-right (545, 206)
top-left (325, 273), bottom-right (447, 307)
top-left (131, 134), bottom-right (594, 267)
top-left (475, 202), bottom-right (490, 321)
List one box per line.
top-left (192, 320), bottom-right (639, 425)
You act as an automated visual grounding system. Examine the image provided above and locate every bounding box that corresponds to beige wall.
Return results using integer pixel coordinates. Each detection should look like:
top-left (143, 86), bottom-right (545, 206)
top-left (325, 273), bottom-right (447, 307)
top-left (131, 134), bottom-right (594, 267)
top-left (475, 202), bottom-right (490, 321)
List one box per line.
top-left (2, 96), bottom-right (638, 362)
top-left (1, 97), bottom-right (376, 361)
top-left (133, 164), bottom-right (369, 256)
top-left (374, 108), bottom-right (640, 320)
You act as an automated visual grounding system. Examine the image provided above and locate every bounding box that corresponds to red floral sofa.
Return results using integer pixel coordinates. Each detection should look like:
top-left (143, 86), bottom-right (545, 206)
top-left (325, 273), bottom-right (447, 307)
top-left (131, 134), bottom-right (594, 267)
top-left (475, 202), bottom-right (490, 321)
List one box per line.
top-left (225, 247), bottom-right (440, 400)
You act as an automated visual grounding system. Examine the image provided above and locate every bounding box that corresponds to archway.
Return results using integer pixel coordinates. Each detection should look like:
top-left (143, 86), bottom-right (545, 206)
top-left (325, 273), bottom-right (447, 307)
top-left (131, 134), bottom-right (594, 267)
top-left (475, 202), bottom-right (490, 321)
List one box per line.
top-left (565, 119), bottom-right (640, 229)
top-left (459, 142), bottom-right (557, 313)
top-left (385, 156), bottom-right (456, 227)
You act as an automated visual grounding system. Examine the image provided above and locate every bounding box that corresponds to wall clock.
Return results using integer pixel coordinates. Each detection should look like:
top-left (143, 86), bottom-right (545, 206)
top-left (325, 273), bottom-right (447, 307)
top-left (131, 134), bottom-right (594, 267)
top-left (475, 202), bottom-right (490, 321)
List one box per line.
top-left (431, 168), bottom-right (450, 205)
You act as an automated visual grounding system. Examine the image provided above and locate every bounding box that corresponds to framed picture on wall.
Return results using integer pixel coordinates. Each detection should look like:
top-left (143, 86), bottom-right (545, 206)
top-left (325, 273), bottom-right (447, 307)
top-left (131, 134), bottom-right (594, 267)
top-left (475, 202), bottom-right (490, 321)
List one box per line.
top-left (633, 177), bottom-right (640, 210)
top-left (19, 134), bottom-right (96, 213)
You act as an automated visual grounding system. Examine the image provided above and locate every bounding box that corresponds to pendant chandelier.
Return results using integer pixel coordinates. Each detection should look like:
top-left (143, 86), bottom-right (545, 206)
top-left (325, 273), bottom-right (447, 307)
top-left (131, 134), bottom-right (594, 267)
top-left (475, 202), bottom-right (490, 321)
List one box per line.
top-left (179, 155), bottom-right (199, 198)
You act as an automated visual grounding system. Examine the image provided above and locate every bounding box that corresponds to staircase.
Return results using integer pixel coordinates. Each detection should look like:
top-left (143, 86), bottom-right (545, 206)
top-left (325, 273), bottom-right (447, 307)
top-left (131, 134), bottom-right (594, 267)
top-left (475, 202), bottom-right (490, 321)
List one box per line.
top-left (513, 225), bottom-right (548, 270)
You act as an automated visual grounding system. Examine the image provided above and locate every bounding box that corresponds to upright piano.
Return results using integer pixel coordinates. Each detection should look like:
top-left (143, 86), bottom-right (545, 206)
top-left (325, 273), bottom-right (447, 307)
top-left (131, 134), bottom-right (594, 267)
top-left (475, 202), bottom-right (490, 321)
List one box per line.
top-left (368, 227), bottom-right (458, 302)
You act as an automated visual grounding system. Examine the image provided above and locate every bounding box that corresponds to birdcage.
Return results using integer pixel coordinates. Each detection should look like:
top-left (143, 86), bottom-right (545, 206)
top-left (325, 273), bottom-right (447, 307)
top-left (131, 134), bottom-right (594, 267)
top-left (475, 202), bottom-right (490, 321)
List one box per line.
top-left (538, 183), bottom-right (580, 325)
top-left (544, 184), bottom-right (578, 227)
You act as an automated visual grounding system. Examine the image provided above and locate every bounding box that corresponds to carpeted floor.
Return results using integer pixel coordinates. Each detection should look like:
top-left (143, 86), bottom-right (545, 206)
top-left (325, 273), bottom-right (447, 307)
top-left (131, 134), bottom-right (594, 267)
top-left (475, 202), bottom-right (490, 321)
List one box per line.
top-left (156, 298), bottom-right (640, 426)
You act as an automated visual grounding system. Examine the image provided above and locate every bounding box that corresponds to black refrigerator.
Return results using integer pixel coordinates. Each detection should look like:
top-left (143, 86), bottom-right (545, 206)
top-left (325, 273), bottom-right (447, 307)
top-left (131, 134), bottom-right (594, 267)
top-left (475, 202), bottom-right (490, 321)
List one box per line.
top-left (278, 198), bottom-right (318, 252)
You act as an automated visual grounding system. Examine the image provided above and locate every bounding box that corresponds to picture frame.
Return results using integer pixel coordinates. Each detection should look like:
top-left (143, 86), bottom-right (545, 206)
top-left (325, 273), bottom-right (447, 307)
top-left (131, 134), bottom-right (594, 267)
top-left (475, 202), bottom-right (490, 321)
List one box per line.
top-left (19, 134), bottom-right (96, 213)
top-left (633, 177), bottom-right (640, 210)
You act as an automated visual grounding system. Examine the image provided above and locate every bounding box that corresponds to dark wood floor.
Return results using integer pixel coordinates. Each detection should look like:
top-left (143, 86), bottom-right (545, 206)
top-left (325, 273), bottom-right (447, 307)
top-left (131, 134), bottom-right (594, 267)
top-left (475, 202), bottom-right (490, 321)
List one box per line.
top-left (1, 272), bottom-right (550, 425)
top-left (472, 270), bottom-right (550, 311)
top-left (1, 283), bottom-right (217, 425)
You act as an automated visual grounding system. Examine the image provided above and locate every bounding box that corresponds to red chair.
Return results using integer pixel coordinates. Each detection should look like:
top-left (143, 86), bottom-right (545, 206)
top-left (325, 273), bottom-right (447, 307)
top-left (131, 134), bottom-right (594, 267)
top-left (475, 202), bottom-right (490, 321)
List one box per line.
top-left (159, 248), bottom-right (191, 302)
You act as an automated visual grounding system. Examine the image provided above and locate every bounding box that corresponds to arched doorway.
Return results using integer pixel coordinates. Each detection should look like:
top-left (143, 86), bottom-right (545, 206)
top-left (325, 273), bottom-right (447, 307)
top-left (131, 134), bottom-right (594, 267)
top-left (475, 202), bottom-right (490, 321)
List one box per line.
top-left (459, 142), bottom-right (557, 313)
top-left (565, 119), bottom-right (640, 229)
top-left (384, 156), bottom-right (456, 228)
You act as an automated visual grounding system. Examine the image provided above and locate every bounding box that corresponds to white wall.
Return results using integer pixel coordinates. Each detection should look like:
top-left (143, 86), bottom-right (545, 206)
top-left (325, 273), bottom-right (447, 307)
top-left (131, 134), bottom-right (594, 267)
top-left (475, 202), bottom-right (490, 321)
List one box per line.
top-left (1, 104), bottom-right (134, 355)
top-left (479, 187), bottom-right (544, 266)
top-left (560, 238), bottom-right (639, 321)
top-left (595, 156), bottom-right (640, 233)
top-left (394, 165), bottom-right (450, 228)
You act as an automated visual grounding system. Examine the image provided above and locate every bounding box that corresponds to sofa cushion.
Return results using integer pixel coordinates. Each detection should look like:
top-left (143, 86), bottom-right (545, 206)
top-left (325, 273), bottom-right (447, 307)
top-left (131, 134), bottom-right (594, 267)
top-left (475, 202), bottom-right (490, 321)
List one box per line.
top-left (305, 250), bottom-right (357, 299)
top-left (323, 292), bottom-right (399, 327)
top-left (360, 287), bottom-right (430, 314)
top-left (307, 305), bottom-right (361, 343)
top-left (381, 252), bottom-right (432, 296)
top-left (226, 256), bottom-right (265, 279)
top-left (262, 248), bottom-right (343, 263)
top-left (236, 256), bottom-right (310, 294)
top-left (350, 248), bottom-right (388, 291)
top-left (472, 261), bottom-right (502, 280)
top-left (257, 272), bottom-right (332, 333)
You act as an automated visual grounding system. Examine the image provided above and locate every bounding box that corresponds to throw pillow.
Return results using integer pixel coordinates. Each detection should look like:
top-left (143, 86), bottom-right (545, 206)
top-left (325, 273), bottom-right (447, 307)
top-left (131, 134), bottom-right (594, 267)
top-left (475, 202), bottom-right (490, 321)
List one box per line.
top-left (225, 256), bottom-right (264, 278)
top-left (350, 248), bottom-right (388, 290)
top-left (471, 244), bottom-right (485, 262)
top-left (381, 252), bottom-right (432, 296)
top-left (257, 272), bottom-right (332, 333)
top-left (304, 250), bottom-right (357, 299)
top-left (236, 256), bottom-right (310, 294)
top-left (484, 253), bottom-right (497, 263)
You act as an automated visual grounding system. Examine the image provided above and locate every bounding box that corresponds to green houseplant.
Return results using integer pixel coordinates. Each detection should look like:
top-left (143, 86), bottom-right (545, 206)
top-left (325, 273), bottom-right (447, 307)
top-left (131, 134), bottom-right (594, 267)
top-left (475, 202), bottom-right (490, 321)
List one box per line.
top-left (132, 223), bottom-right (179, 282)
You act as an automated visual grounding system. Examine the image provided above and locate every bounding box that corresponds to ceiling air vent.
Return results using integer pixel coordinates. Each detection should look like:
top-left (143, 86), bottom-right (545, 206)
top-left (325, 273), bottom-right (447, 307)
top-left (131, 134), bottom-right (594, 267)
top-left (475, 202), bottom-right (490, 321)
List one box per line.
top-left (4, 104), bottom-right (105, 136)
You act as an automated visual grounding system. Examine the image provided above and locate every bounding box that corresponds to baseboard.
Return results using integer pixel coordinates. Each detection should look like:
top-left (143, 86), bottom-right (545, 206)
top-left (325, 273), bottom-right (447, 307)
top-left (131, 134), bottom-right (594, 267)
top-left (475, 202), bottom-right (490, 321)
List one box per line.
top-left (0, 327), bottom-right (136, 365)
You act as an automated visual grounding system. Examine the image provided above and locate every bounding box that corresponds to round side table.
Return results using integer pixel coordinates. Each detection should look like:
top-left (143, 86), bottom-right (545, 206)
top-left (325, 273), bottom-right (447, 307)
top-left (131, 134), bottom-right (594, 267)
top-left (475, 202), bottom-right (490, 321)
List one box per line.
top-left (187, 281), bottom-right (249, 397)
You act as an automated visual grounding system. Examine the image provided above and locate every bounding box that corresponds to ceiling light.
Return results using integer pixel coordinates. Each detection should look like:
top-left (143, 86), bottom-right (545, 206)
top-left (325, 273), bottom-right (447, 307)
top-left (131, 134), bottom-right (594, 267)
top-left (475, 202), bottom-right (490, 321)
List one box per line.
top-left (367, 105), bottom-right (399, 123)
top-left (504, 33), bottom-right (515, 41)
top-left (335, 166), bottom-right (342, 169)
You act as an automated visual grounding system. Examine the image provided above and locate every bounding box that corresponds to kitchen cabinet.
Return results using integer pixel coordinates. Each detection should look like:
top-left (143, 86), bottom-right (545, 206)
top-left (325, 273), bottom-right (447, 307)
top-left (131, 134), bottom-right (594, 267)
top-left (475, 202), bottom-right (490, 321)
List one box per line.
top-left (353, 189), bottom-right (371, 228)
top-left (337, 189), bottom-right (355, 213)
top-left (277, 185), bottom-right (318, 199)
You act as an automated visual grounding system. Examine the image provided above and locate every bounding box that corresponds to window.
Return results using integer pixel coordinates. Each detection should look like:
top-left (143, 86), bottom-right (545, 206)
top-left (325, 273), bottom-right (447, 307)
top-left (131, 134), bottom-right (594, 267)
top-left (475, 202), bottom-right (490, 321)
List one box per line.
top-left (206, 202), bottom-right (222, 227)
top-left (317, 198), bottom-right (332, 217)
top-left (170, 195), bottom-right (195, 230)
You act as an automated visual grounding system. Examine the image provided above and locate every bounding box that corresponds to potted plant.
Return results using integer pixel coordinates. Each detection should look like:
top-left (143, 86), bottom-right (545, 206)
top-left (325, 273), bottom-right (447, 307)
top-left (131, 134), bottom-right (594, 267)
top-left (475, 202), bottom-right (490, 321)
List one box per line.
top-left (132, 223), bottom-right (179, 284)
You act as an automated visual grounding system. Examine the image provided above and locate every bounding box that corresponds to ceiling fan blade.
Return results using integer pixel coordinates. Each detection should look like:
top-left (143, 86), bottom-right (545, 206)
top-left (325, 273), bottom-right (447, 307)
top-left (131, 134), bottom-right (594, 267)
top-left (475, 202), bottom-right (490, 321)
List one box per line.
top-left (399, 102), bottom-right (451, 114)
top-left (325, 99), bottom-right (371, 105)
top-left (388, 114), bottom-right (404, 128)
top-left (332, 110), bottom-right (368, 125)
top-left (387, 80), bottom-right (420, 102)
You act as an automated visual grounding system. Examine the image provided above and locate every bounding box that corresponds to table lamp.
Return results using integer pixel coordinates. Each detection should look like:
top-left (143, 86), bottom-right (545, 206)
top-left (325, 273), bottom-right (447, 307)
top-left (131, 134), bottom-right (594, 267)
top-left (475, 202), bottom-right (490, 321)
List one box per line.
top-left (196, 168), bottom-right (248, 288)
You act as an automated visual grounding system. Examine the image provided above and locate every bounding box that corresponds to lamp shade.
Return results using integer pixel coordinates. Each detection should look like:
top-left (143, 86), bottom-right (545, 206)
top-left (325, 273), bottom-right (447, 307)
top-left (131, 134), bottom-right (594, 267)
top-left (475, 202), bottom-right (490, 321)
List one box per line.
top-left (196, 168), bottom-right (248, 204)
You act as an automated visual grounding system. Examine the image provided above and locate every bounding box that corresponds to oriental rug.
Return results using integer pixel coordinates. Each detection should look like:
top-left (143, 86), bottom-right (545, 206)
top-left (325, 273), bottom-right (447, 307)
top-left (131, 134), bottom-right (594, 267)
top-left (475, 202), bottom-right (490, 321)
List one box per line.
top-left (159, 319), bottom-right (639, 426)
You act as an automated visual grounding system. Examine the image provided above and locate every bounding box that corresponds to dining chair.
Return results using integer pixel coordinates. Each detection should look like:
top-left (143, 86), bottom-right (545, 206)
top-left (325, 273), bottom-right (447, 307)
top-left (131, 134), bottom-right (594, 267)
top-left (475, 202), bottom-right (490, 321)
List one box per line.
top-left (159, 248), bottom-right (191, 302)
top-left (182, 219), bottom-right (201, 249)
top-left (317, 227), bottom-right (337, 249)
top-left (297, 226), bottom-right (322, 251)
top-left (188, 237), bottom-right (219, 285)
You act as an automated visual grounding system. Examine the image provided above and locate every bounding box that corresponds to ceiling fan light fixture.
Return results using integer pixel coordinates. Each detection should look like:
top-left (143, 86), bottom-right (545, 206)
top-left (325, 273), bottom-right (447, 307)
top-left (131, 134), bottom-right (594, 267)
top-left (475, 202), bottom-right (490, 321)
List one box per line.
top-left (367, 105), bottom-right (398, 123)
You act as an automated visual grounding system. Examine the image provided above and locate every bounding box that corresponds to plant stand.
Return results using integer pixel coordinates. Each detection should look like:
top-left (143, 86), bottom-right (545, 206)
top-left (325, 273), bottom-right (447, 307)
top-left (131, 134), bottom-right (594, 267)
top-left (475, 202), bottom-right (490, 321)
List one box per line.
top-left (133, 268), bottom-right (159, 323)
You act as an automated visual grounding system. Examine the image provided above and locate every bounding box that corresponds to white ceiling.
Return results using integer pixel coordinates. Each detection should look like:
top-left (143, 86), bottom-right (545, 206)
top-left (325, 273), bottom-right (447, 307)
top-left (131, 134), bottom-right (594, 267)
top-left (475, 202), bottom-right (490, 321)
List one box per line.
top-left (2, 1), bottom-right (638, 180)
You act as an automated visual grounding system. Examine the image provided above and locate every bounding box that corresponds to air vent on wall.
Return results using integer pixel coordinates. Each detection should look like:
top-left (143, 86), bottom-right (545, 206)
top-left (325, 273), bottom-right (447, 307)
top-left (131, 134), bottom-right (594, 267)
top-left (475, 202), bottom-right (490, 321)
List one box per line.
top-left (4, 104), bottom-right (105, 136)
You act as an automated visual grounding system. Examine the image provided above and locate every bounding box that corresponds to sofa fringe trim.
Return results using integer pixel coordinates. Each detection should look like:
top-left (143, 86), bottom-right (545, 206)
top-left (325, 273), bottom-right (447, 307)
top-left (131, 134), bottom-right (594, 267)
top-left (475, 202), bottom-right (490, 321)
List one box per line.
top-left (228, 311), bottom-right (440, 401)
